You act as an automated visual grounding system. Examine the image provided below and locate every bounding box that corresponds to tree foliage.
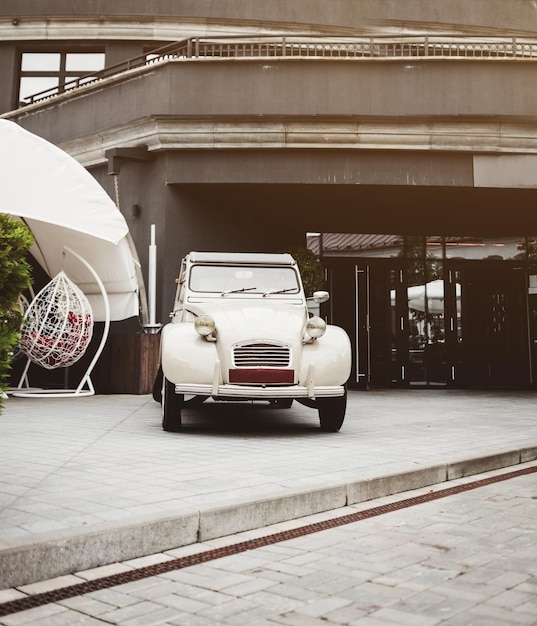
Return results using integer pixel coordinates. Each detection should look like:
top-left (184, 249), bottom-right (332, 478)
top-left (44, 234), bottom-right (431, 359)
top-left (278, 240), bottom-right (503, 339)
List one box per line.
top-left (0, 214), bottom-right (33, 409)
top-left (285, 246), bottom-right (325, 296)
top-left (401, 235), bottom-right (442, 286)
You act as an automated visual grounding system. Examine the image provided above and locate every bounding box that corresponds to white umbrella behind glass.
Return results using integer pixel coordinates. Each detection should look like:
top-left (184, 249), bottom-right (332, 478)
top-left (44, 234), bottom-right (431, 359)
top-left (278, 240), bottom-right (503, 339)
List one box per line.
top-left (391, 280), bottom-right (461, 314)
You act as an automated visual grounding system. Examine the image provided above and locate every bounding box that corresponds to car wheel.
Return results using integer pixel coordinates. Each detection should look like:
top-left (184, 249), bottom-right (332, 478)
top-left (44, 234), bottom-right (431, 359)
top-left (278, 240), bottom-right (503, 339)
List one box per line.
top-left (317, 388), bottom-right (347, 432)
top-left (152, 365), bottom-right (163, 403)
top-left (162, 377), bottom-right (183, 431)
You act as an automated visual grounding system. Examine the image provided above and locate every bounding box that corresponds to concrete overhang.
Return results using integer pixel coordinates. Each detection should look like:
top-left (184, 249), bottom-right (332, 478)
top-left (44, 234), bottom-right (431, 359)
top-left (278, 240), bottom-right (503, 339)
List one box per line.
top-left (5, 56), bottom-right (537, 190)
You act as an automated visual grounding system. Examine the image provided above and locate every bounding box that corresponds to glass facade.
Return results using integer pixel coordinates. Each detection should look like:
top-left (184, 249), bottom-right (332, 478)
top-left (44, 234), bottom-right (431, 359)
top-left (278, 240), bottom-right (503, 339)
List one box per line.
top-left (315, 234), bottom-right (537, 389)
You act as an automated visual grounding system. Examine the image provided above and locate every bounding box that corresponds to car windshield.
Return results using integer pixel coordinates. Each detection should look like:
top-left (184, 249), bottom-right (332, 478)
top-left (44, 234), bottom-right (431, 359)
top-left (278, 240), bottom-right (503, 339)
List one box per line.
top-left (189, 265), bottom-right (300, 295)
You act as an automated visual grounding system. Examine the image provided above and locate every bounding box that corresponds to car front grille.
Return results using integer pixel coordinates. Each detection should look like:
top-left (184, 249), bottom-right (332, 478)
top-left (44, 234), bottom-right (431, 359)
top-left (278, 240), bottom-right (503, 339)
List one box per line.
top-left (233, 342), bottom-right (291, 368)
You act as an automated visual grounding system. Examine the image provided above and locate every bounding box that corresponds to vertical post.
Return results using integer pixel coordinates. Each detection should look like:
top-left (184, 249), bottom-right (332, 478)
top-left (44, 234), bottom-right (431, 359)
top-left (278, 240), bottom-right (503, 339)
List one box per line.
top-left (64, 246), bottom-right (109, 395)
top-left (149, 224), bottom-right (157, 327)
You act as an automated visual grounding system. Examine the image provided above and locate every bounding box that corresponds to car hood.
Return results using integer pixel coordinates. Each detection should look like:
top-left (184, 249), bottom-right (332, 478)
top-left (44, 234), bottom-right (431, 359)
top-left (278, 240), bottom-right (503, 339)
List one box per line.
top-left (187, 299), bottom-right (307, 344)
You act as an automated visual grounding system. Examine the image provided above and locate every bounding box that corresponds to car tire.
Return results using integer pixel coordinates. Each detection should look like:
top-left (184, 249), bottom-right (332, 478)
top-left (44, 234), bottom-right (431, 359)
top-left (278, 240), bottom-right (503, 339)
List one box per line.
top-left (317, 387), bottom-right (347, 432)
top-left (162, 377), bottom-right (183, 431)
top-left (152, 365), bottom-right (163, 403)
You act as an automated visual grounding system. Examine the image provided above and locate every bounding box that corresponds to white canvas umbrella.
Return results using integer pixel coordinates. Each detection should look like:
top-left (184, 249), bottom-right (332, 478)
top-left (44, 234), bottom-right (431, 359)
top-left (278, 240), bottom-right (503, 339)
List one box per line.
top-left (0, 119), bottom-right (146, 395)
top-left (0, 118), bottom-right (143, 322)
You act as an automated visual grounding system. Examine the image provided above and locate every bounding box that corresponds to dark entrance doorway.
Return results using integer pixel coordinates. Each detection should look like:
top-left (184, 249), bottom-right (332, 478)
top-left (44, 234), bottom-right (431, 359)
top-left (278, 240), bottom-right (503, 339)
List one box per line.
top-left (321, 235), bottom-right (536, 390)
top-left (448, 261), bottom-right (531, 388)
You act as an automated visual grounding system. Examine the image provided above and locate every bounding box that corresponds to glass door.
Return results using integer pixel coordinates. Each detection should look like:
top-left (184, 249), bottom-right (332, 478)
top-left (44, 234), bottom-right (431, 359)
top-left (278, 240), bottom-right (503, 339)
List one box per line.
top-left (448, 261), bottom-right (530, 387)
top-left (355, 266), bottom-right (369, 387)
top-left (355, 262), bottom-right (407, 388)
top-left (404, 236), bottom-right (447, 386)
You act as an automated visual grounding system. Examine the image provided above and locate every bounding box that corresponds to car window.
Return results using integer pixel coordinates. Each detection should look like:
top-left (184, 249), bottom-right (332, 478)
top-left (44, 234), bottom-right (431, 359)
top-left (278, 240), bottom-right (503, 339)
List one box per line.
top-left (173, 265), bottom-right (187, 311)
top-left (189, 265), bottom-right (300, 294)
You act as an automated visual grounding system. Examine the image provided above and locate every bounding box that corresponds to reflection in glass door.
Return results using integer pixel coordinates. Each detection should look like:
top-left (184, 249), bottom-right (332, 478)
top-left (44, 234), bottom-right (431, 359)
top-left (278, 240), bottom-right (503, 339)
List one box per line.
top-left (403, 236), bottom-right (447, 386)
top-left (405, 279), bottom-right (449, 385)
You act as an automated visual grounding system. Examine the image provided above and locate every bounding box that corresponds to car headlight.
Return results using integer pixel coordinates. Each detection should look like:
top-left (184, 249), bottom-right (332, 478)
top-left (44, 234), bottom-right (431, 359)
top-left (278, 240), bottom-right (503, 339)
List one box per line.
top-left (306, 316), bottom-right (326, 339)
top-left (195, 314), bottom-right (216, 337)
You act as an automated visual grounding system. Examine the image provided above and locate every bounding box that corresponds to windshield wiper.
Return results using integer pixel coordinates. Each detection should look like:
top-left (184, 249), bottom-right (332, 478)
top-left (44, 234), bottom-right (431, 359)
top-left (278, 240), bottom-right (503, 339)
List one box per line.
top-left (262, 288), bottom-right (297, 297)
top-left (221, 286), bottom-right (258, 295)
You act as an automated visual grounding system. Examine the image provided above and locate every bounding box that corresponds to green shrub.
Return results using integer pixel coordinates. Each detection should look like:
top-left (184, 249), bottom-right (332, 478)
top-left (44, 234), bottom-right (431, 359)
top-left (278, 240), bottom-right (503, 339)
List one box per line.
top-left (0, 214), bottom-right (33, 410)
top-left (285, 246), bottom-right (325, 296)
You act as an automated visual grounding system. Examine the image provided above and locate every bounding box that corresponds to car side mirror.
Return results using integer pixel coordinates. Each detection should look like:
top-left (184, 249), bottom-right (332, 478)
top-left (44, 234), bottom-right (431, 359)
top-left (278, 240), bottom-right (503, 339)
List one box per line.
top-left (312, 290), bottom-right (330, 304)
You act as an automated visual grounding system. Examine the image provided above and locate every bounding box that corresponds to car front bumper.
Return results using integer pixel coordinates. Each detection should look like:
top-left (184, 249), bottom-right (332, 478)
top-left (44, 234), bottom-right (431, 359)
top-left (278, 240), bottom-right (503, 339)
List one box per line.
top-left (174, 383), bottom-right (346, 399)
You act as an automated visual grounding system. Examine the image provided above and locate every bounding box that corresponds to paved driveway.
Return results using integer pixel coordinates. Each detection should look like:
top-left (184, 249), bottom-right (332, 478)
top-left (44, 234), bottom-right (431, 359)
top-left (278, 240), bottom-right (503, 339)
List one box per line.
top-left (1, 389), bottom-right (537, 588)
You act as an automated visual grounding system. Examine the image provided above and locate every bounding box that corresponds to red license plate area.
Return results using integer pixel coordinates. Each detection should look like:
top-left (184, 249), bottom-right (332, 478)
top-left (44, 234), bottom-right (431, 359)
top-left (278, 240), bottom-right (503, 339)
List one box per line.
top-left (229, 368), bottom-right (294, 384)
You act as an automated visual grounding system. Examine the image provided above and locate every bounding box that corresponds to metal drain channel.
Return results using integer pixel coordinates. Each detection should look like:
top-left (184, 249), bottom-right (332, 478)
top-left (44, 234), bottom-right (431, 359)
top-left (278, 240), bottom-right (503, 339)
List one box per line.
top-left (1, 463), bottom-right (536, 617)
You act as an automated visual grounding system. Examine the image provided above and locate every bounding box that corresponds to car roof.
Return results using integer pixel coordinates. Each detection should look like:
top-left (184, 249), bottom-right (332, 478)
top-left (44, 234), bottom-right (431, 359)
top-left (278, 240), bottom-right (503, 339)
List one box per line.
top-left (187, 251), bottom-right (296, 266)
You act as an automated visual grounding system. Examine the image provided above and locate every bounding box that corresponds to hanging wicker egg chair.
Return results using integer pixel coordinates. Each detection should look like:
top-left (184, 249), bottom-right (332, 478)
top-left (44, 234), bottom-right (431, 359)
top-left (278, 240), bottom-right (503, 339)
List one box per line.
top-left (20, 271), bottom-right (93, 370)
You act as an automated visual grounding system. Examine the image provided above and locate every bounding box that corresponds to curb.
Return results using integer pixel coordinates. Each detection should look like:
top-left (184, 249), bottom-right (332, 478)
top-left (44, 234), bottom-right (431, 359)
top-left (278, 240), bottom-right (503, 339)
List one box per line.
top-left (2, 445), bottom-right (536, 590)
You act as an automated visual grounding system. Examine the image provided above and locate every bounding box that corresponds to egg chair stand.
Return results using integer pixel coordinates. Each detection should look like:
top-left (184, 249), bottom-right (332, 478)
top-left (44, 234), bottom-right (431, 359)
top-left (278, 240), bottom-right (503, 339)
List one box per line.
top-left (13, 246), bottom-right (110, 398)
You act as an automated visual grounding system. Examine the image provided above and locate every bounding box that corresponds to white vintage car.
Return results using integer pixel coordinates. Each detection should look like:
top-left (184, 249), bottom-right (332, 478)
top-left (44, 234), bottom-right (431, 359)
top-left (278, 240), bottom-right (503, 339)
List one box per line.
top-left (158, 251), bottom-right (351, 432)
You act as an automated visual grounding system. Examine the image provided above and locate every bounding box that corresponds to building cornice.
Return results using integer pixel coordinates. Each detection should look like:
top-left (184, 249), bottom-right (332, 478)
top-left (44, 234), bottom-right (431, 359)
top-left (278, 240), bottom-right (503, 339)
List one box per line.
top-left (2, 14), bottom-right (535, 43)
top-left (55, 115), bottom-right (537, 169)
top-left (0, 17), bottom-right (337, 43)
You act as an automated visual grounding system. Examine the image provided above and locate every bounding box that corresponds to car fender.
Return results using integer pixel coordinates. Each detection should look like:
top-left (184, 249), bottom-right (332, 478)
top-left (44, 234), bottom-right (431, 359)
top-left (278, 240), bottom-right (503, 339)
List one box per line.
top-left (299, 325), bottom-right (352, 386)
top-left (161, 322), bottom-right (217, 384)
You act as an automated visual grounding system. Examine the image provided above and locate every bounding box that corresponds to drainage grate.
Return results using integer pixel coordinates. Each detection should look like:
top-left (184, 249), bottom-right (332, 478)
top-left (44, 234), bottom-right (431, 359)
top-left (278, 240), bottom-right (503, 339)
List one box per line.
top-left (1, 463), bottom-right (536, 617)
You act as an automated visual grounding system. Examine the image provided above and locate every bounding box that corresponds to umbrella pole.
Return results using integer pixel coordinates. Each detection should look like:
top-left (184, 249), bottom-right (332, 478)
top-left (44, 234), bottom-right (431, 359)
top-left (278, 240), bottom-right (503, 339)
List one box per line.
top-left (63, 246), bottom-right (109, 396)
top-left (16, 357), bottom-right (32, 389)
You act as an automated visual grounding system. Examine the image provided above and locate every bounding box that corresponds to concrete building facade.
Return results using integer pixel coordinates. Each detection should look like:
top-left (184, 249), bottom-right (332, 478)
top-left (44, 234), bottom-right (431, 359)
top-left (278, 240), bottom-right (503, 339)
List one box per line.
top-left (3, 1), bottom-right (537, 390)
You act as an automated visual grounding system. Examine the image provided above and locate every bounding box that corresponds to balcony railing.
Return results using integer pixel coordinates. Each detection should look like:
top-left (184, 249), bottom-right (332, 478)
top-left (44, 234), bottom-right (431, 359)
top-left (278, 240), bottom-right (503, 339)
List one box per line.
top-left (22, 35), bottom-right (537, 105)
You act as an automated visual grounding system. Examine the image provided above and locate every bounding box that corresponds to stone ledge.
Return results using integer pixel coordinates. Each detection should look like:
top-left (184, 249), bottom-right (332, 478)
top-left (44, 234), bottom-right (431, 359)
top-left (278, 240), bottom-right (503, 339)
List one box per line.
top-left (57, 117), bottom-right (537, 170)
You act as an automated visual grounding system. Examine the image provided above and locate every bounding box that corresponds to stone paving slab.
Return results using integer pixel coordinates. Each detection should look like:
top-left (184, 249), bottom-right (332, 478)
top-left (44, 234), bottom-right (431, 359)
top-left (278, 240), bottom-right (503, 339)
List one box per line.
top-left (1, 462), bottom-right (536, 625)
top-left (1, 389), bottom-right (537, 589)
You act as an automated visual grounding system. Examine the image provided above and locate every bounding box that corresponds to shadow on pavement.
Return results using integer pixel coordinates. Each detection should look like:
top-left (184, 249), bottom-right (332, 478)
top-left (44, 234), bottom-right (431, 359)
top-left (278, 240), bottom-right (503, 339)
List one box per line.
top-left (164, 399), bottom-right (324, 436)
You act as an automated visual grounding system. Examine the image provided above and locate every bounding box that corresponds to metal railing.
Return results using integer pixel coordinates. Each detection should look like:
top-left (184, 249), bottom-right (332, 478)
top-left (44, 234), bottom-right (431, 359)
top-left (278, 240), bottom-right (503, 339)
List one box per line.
top-left (22, 35), bottom-right (537, 105)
